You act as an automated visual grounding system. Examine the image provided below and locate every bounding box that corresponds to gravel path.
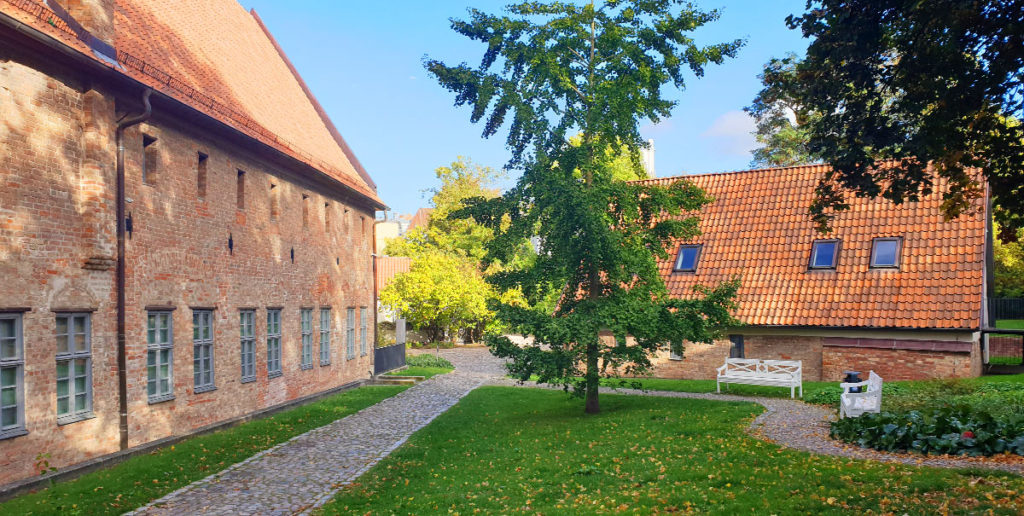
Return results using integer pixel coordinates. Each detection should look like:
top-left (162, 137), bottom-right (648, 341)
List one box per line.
top-left (128, 350), bottom-right (506, 516)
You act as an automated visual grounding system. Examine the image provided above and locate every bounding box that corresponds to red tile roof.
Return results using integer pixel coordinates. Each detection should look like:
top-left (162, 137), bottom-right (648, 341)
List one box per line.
top-left (407, 208), bottom-right (433, 232)
top-left (375, 256), bottom-right (411, 293)
top-left (636, 164), bottom-right (985, 330)
top-left (0, 0), bottom-right (382, 206)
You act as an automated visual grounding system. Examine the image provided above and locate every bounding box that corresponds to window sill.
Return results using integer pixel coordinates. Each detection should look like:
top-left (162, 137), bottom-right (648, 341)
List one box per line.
top-left (268, 371), bottom-right (283, 379)
top-left (241, 376), bottom-right (256, 384)
top-left (57, 412), bottom-right (95, 426)
top-left (193, 385), bottom-right (217, 394)
top-left (668, 357), bottom-right (683, 361)
top-left (148, 394), bottom-right (176, 405)
top-left (320, 361), bottom-right (331, 367)
top-left (300, 364), bottom-right (313, 371)
top-left (0, 427), bottom-right (28, 440)
top-left (347, 355), bottom-right (355, 361)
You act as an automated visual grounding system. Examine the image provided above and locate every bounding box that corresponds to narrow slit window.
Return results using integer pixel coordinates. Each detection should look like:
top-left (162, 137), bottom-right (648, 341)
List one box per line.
top-left (870, 237), bottom-right (902, 268)
top-left (197, 152), bottom-right (208, 198)
top-left (319, 308), bottom-right (331, 365)
top-left (673, 244), bottom-right (702, 272)
top-left (270, 184), bottom-right (280, 221)
top-left (267, 309), bottom-right (282, 377)
top-left (809, 239), bottom-right (840, 269)
top-left (346, 308), bottom-right (355, 360)
top-left (302, 194), bottom-right (310, 229)
top-left (236, 170), bottom-right (246, 210)
top-left (56, 313), bottom-right (92, 423)
top-left (142, 135), bottom-right (158, 185)
top-left (192, 310), bottom-right (214, 393)
top-left (324, 203), bottom-right (331, 231)
top-left (359, 307), bottom-right (368, 356)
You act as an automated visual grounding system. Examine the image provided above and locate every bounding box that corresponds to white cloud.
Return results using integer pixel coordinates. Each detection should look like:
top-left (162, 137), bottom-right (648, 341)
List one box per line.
top-left (700, 110), bottom-right (758, 158)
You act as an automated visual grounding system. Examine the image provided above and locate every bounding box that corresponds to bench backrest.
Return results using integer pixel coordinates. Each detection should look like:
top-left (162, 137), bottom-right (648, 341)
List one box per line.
top-left (722, 358), bottom-right (801, 378)
top-left (866, 370), bottom-right (883, 393)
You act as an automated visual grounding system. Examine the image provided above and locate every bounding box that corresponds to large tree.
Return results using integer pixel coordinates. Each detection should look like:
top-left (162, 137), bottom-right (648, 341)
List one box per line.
top-left (745, 53), bottom-right (817, 168)
top-left (426, 1), bottom-right (741, 413)
top-left (779, 0), bottom-right (1024, 235)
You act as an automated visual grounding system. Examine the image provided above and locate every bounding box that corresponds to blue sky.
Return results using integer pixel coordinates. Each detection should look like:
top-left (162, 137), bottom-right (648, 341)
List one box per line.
top-left (239, 1), bottom-right (809, 215)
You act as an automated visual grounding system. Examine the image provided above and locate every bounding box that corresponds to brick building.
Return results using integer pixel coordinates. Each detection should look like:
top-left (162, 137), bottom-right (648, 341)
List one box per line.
top-left (0, 0), bottom-right (384, 486)
top-left (637, 165), bottom-right (990, 382)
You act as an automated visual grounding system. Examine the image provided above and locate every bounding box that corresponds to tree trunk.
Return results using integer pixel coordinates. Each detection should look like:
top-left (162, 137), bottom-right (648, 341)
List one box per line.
top-left (584, 337), bottom-right (600, 413)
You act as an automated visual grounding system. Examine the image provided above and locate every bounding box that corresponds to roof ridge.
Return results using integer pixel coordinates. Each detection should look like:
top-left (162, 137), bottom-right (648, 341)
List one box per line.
top-left (249, 8), bottom-right (378, 193)
top-left (632, 162), bottom-right (828, 184)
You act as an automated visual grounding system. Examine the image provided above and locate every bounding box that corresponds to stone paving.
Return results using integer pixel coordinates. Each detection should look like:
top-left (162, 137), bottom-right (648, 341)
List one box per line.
top-left (129, 349), bottom-right (507, 516)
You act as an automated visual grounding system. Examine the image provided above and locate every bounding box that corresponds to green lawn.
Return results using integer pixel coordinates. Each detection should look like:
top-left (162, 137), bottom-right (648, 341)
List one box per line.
top-left (996, 319), bottom-right (1024, 330)
top-left (385, 366), bottom-right (453, 379)
top-left (0, 385), bottom-right (408, 516)
top-left (320, 387), bottom-right (1024, 515)
top-left (601, 376), bottom-right (837, 400)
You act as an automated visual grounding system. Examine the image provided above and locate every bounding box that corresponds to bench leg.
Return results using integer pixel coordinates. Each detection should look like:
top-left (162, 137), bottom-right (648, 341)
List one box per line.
top-left (790, 385), bottom-right (794, 399)
top-left (716, 379), bottom-right (720, 394)
top-left (799, 384), bottom-right (803, 398)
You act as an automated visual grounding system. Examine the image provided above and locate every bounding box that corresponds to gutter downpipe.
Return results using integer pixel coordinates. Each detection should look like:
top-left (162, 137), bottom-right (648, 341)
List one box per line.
top-left (116, 88), bottom-right (152, 450)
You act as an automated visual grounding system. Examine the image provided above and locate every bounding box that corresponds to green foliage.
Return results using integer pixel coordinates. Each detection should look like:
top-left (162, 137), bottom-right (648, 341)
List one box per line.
top-left (426, 0), bottom-right (742, 413)
top-left (406, 353), bottom-right (454, 369)
top-left (0, 386), bottom-right (407, 515)
top-left (805, 382), bottom-right (905, 406)
top-left (321, 387), bottom-right (1024, 514)
top-left (380, 251), bottom-right (492, 343)
top-left (780, 0), bottom-right (1024, 233)
top-left (994, 224), bottom-right (1024, 297)
top-left (830, 408), bottom-right (1024, 457)
top-left (745, 53), bottom-right (818, 168)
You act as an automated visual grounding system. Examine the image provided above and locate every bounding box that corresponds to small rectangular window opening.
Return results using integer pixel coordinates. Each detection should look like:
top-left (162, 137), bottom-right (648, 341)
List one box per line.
top-left (236, 170), bottom-right (246, 210)
top-left (270, 183), bottom-right (280, 221)
top-left (324, 203), bottom-right (331, 231)
top-left (809, 239), bottom-right (840, 269)
top-left (728, 335), bottom-right (745, 359)
top-left (196, 152), bottom-right (208, 198)
top-left (142, 135), bottom-right (158, 185)
top-left (870, 237), bottom-right (902, 268)
top-left (673, 244), bottom-right (702, 272)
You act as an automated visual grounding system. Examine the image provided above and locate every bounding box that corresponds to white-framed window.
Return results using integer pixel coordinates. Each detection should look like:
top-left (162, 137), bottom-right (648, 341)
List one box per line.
top-left (240, 310), bottom-right (255, 383)
top-left (668, 341), bottom-right (683, 361)
top-left (193, 310), bottom-right (215, 393)
top-left (359, 307), bottom-right (368, 356)
top-left (319, 308), bottom-right (331, 366)
top-left (300, 309), bottom-right (313, 370)
top-left (0, 314), bottom-right (26, 438)
top-left (146, 311), bottom-right (174, 403)
top-left (56, 313), bottom-right (92, 423)
top-left (267, 309), bottom-right (282, 377)
top-left (346, 308), bottom-right (355, 360)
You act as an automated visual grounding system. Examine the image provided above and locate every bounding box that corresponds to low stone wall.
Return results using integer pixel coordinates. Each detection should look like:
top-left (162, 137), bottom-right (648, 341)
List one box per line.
top-left (821, 338), bottom-right (980, 381)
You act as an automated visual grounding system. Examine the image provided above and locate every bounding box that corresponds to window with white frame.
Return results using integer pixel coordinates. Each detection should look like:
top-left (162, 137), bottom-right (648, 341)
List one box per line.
top-left (0, 314), bottom-right (25, 438)
top-left (346, 308), bottom-right (355, 360)
top-left (146, 311), bottom-right (174, 403)
top-left (359, 307), bottom-right (368, 356)
top-left (240, 310), bottom-right (255, 382)
top-left (319, 308), bottom-right (331, 366)
top-left (668, 340), bottom-right (683, 361)
top-left (56, 313), bottom-right (92, 423)
top-left (300, 309), bottom-right (313, 370)
top-left (193, 310), bottom-right (214, 393)
top-left (267, 309), bottom-right (282, 377)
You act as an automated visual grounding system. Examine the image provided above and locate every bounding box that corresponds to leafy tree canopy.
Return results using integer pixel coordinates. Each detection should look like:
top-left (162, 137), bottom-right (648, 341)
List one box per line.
top-left (994, 224), bottom-right (1024, 298)
top-left (745, 53), bottom-right (817, 168)
top-left (427, 0), bottom-right (741, 413)
top-left (778, 0), bottom-right (1024, 234)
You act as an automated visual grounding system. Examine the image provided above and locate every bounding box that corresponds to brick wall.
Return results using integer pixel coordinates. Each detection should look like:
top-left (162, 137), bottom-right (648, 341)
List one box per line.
top-left (648, 335), bottom-right (825, 380)
top-left (0, 44), bottom-right (375, 485)
top-left (989, 336), bottom-right (1023, 359)
top-left (821, 344), bottom-right (978, 381)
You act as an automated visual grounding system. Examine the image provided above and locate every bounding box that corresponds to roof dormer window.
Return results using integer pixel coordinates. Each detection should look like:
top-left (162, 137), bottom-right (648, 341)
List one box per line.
top-left (809, 239), bottom-right (840, 270)
top-left (870, 237), bottom-right (902, 268)
top-left (673, 244), bottom-right (702, 272)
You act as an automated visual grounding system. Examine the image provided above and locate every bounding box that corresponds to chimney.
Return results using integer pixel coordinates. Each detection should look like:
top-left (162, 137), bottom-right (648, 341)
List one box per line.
top-left (48, 1), bottom-right (117, 63)
top-left (641, 139), bottom-right (656, 178)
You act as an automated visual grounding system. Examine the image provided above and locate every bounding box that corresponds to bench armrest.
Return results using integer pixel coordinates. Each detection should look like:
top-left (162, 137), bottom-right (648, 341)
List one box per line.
top-left (716, 364), bottom-right (727, 375)
top-left (840, 380), bottom-right (869, 394)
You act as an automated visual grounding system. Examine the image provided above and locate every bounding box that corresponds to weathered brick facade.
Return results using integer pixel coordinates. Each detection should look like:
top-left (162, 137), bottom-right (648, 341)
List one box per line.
top-left (649, 332), bottom-right (979, 382)
top-left (0, 4), bottom-right (379, 486)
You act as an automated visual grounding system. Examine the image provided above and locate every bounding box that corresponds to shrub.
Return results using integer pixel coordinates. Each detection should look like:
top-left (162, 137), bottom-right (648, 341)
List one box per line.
top-left (407, 354), bottom-right (454, 369)
top-left (805, 383), bottom-right (905, 406)
top-left (830, 407), bottom-right (1024, 457)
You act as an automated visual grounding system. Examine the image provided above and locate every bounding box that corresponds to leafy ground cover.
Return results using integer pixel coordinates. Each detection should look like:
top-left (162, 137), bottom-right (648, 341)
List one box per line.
top-left (0, 386), bottom-right (407, 516)
top-left (320, 387), bottom-right (1024, 514)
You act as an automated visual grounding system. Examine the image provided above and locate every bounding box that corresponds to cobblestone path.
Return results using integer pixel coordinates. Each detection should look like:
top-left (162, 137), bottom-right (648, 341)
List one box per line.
top-left (130, 348), bottom-right (506, 516)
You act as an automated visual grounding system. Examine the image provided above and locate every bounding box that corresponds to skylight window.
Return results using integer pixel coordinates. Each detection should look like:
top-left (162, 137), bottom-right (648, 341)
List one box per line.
top-left (673, 244), bottom-right (702, 272)
top-left (870, 237), bottom-right (902, 268)
top-left (809, 239), bottom-right (840, 269)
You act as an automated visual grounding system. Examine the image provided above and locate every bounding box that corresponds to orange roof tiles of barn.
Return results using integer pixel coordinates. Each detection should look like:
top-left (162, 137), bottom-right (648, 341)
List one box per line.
top-left (636, 164), bottom-right (986, 330)
top-left (0, 0), bottom-right (382, 206)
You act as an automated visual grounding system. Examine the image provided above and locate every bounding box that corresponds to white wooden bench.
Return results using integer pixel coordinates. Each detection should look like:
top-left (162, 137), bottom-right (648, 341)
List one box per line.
top-left (716, 358), bottom-right (803, 398)
top-left (839, 370), bottom-right (883, 418)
